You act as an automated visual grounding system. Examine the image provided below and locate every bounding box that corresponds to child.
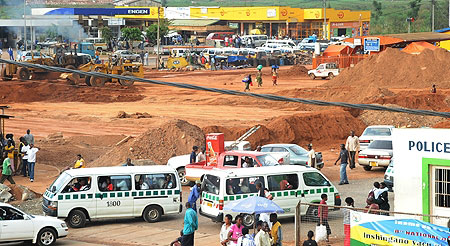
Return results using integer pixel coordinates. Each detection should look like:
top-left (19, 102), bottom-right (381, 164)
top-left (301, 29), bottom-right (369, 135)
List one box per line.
top-left (342, 197), bottom-right (354, 246)
top-left (317, 194), bottom-right (331, 242)
top-left (302, 231), bottom-right (318, 246)
top-left (271, 65), bottom-right (278, 86)
top-left (170, 230), bottom-right (183, 246)
top-left (236, 227), bottom-right (255, 246)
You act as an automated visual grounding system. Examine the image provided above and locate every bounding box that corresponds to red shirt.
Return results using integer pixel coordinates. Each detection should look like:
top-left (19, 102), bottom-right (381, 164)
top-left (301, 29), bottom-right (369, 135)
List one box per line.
top-left (318, 200), bottom-right (328, 219)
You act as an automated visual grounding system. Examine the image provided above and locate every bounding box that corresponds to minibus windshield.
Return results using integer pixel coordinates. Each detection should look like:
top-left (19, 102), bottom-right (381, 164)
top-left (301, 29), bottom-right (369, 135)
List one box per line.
top-left (49, 172), bottom-right (71, 193)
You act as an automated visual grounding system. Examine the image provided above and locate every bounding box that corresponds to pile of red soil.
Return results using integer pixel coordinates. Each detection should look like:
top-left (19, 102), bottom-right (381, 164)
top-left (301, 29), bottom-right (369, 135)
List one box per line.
top-left (279, 64), bottom-right (309, 77)
top-left (92, 119), bottom-right (205, 166)
top-left (0, 81), bottom-right (144, 103)
top-left (372, 92), bottom-right (450, 112)
top-left (203, 110), bottom-right (367, 148)
top-left (326, 48), bottom-right (450, 89)
top-left (433, 120), bottom-right (450, 128)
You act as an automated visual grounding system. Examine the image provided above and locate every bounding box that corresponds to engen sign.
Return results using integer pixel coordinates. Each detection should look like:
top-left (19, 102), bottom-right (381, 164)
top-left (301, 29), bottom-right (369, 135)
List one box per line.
top-left (205, 133), bottom-right (225, 166)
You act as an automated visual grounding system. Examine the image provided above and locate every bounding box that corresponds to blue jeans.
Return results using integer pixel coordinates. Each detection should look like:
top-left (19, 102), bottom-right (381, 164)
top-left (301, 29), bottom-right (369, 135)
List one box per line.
top-left (22, 158), bottom-right (28, 176)
top-left (340, 163), bottom-right (348, 183)
top-left (28, 162), bottom-right (35, 180)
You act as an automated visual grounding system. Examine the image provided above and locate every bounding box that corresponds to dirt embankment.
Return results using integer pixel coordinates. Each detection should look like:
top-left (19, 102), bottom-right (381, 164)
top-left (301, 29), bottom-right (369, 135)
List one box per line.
top-left (0, 81), bottom-right (144, 103)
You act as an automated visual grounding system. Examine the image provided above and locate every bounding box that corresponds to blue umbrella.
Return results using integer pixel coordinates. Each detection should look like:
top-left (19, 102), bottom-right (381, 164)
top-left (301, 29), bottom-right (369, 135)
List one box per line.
top-left (223, 196), bottom-right (284, 214)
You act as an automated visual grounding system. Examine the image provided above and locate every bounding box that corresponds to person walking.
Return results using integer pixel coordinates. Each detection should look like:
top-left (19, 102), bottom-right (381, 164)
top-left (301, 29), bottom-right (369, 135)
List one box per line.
top-left (307, 144), bottom-right (316, 168)
top-left (345, 130), bottom-right (360, 169)
top-left (271, 66), bottom-right (278, 86)
top-left (24, 129), bottom-right (34, 145)
top-left (0, 152), bottom-right (15, 184)
top-left (182, 202), bottom-right (198, 246)
top-left (7, 47), bottom-right (14, 60)
top-left (317, 194), bottom-right (331, 243)
top-left (190, 146), bottom-right (199, 164)
top-left (26, 144), bottom-right (39, 182)
top-left (270, 213), bottom-right (282, 246)
top-left (18, 137), bottom-right (28, 177)
top-left (255, 221), bottom-right (272, 246)
top-left (227, 215), bottom-right (244, 246)
top-left (243, 74), bottom-right (252, 92)
top-left (334, 144), bottom-right (349, 185)
top-left (342, 197), bottom-right (354, 246)
top-left (188, 180), bottom-right (201, 211)
top-left (236, 227), bottom-right (255, 246)
top-left (302, 231), bottom-right (318, 246)
top-left (4, 139), bottom-right (15, 175)
top-left (256, 66), bottom-right (263, 87)
top-left (220, 214), bottom-right (233, 246)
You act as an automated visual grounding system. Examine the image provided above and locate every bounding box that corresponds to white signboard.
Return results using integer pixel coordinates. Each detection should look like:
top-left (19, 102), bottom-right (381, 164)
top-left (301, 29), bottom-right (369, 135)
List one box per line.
top-left (164, 7), bottom-right (190, 19)
top-left (267, 9), bottom-right (276, 18)
top-left (108, 18), bottom-right (125, 26)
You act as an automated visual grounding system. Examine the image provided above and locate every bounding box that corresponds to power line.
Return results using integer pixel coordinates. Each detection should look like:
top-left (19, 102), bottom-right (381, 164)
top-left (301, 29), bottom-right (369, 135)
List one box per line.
top-left (1, 58), bottom-right (449, 118)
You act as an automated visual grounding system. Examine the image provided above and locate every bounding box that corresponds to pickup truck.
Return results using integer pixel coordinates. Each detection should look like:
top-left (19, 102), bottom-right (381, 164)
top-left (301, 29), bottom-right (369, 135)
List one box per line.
top-left (185, 150), bottom-right (284, 182)
top-left (308, 63), bottom-right (339, 80)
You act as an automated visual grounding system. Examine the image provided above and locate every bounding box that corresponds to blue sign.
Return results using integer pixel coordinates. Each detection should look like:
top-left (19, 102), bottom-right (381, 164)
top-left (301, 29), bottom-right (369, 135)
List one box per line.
top-left (45, 8), bottom-right (151, 16)
top-left (364, 38), bottom-right (380, 52)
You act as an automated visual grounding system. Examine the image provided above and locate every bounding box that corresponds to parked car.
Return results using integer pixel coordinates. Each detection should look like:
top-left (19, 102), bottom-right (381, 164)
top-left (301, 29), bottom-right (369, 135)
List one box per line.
top-left (261, 144), bottom-right (324, 169)
top-left (308, 63), bottom-right (339, 80)
top-left (241, 35), bottom-right (269, 47)
top-left (113, 50), bottom-right (141, 62)
top-left (358, 140), bottom-right (393, 171)
top-left (0, 202), bottom-right (68, 245)
top-left (384, 159), bottom-right (394, 191)
top-left (22, 51), bottom-right (51, 61)
top-left (359, 125), bottom-right (395, 151)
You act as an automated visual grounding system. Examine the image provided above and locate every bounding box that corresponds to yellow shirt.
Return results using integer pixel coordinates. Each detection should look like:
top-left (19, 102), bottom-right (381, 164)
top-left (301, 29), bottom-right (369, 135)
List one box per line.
top-left (5, 145), bottom-right (14, 159)
top-left (74, 158), bottom-right (85, 168)
top-left (271, 221), bottom-right (281, 245)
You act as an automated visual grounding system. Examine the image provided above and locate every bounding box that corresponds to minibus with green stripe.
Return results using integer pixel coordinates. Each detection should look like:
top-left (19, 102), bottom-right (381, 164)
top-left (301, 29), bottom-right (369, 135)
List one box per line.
top-left (199, 165), bottom-right (341, 227)
top-left (43, 166), bottom-right (182, 228)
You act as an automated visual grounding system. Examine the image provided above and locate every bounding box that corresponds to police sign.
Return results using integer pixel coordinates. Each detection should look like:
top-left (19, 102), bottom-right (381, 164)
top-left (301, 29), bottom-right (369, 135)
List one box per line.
top-left (363, 37), bottom-right (380, 52)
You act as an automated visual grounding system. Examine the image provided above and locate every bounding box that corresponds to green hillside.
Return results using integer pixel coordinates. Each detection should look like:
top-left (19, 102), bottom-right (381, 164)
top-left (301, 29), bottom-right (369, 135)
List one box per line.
top-left (167, 0), bottom-right (450, 34)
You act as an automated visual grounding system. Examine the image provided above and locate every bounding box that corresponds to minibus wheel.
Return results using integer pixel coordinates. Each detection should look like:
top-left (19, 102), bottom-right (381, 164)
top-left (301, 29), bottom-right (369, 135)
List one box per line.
top-left (241, 213), bottom-right (255, 227)
top-left (305, 205), bottom-right (319, 222)
top-left (67, 209), bottom-right (87, 228)
top-left (143, 205), bottom-right (162, 223)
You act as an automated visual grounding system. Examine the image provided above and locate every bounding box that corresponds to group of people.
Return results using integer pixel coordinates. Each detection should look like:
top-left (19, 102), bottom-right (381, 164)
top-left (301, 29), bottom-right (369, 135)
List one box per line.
top-left (334, 130), bottom-right (360, 185)
top-left (366, 181), bottom-right (390, 215)
top-left (0, 129), bottom-right (39, 184)
top-left (242, 65), bottom-right (279, 92)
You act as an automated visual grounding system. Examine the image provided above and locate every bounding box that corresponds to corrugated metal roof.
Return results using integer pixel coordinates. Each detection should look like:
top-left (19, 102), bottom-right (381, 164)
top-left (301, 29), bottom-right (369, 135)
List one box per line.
top-left (170, 19), bottom-right (220, 27)
top-left (435, 27), bottom-right (450, 33)
top-left (386, 32), bottom-right (450, 42)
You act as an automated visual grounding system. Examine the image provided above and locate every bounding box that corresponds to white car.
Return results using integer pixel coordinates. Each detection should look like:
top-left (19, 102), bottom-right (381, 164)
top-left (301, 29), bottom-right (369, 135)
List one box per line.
top-left (308, 63), bottom-right (339, 80)
top-left (22, 51), bottom-right (51, 61)
top-left (358, 140), bottom-right (393, 171)
top-left (0, 203), bottom-right (68, 245)
top-left (359, 125), bottom-right (394, 151)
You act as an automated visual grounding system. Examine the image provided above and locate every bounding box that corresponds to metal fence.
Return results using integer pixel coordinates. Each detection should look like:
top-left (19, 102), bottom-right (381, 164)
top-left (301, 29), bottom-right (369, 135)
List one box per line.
top-left (294, 202), bottom-right (450, 245)
top-left (312, 55), bottom-right (368, 69)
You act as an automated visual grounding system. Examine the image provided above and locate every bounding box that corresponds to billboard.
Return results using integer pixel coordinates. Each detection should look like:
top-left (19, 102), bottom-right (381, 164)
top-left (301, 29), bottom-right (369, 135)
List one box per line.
top-left (350, 211), bottom-right (450, 245)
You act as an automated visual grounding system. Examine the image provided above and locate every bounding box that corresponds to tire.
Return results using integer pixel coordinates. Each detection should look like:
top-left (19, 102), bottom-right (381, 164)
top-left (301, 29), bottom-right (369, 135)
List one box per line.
top-left (363, 166), bottom-right (372, 171)
top-left (17, 67), bottom-right (30, 81)
top-left (85, 76), bottom-right (92, 86)
top-left (309, 73), bottom-right (316, 80)
top-left (143, 205), bottom-right (162, 223)
top-left (66, 209), bottom-right (87, 228)
top-left (177, 167), bottom-right (192, 186)
top-left (1, 67), bottom-right (12, 81)
top-left (305, 205), bottom-right (319, 222)
top-left (328, 72), bottom-right (335, 79)
top-left (37, 227), bottom-right (57, 246)
top-left (241, 213), bottom-right (255, 228)
top-left (90, 76), bottom-right (106, 87)
top-left (119, 71), bottom-right (135, 86)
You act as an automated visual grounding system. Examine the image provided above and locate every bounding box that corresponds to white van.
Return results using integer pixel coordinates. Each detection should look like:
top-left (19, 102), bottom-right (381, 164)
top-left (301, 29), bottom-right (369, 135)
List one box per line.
top-left (199, 165), bottom-right (341, 227)
top-left (241, 35), bottom-right (269, 47)
top-left (265, 39), bottom-right (296, 47)
top-left (43, 166), bottom-right (182, 228)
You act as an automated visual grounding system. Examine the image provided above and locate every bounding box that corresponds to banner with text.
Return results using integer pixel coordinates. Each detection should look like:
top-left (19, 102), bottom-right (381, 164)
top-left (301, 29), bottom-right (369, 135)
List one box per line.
top-left (350, 211), bottom-right (450, 245)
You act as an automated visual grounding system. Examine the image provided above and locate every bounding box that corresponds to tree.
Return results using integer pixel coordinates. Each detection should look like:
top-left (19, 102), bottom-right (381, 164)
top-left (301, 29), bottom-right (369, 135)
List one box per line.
top-left (101, 26), bottom-right (113, 43)
top-left (372, 0), bottom-right (383, 21)
top-left (161, 0), bottom-right (167, 7)
top-left (121, 27), bottom-right (143, 49)
top-left (408, 0), bottom-right (422, 19)
top-left (145, 19), bottom-right (171, 46)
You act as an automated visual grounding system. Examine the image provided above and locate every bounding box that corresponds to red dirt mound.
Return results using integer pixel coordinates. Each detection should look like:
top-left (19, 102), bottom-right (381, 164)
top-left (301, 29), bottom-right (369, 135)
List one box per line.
top-left (279, 64), bottom-right (309, 77)
top-left (92, 119), bottom-right (205, 166)
top-left (326, 48), bottom-right (450, 89)
top-left (433, 120), bottom-right (450, 128)
top-left (371, 92), bottom-right (450, 112)
top-left (0, 81), bottom-right (144, 103)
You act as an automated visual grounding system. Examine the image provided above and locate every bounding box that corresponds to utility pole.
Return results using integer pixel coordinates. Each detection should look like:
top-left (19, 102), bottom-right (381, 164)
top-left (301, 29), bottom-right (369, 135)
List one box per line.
top-left (24, 0), bottom-right (27, 52)
top-left (431, 0), bottom-right (435, 31)
top-left (323, 0), bottom-right (327, 40)
top-left (157, 6), bottom-right (160, 70)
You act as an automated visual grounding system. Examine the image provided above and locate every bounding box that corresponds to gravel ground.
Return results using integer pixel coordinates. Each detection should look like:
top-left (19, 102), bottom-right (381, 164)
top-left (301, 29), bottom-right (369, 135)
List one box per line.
top-left (12, 198), bottom-right (44, 216)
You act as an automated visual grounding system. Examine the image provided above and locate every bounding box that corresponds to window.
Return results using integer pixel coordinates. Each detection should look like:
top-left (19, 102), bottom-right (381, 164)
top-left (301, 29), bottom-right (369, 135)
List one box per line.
top-left (62, 176), bottom-right (91, 193)
top-left (289, 145), bottom-right (308, 155)
top-left (256, 154), bottom-right (279, 166)
top-left (49, 172), bottom-right (70, 193)
top-left (362, 127), bottom-right (392, 136)
top-left (226, 176), bottom-right (265, 195)
top-left (224, 155), bottom-right (239, 167)
top-left (242, 156), bottom-right (257, 167)
top-left (317, 65), bottom-right (325, 69)
top-left (260, 147), bottom-right (273, 152)
top-left (0, 207), bottom-right (25, 220)
top-left (435, 168), bottom-right (450, 208)
top-left (202, 175), bottom-right (220, 195)
top-left (135, 173), bottom-right (177, 190)
top-left (368, 140), bottom-right (392, 150)
top-left (268, 174), bottom-right (299, 191)
top-left (303, 172), bottom-right (330, 187)
top-left (272, 147), bottom-right (289, 153)
top-left (98, 175), bottom-right (131, 192)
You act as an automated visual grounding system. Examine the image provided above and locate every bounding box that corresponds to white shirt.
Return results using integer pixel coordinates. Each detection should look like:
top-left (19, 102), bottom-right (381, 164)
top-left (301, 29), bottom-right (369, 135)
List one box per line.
top-left (21, 145), bottom-right (30, 159)
top-left (140, 182), bottom-right (150, 190)
top-left (26, 147), bottom-right (39, 162)
top-left (346, 136), bottom-right (360, 152)
top-left (236, 235), bottom-right (255, 246)
top-left (220, 223), bottom-right (232, 245)
top-left (259, 213), bottom-right (273, 229)
top-left (374, 187), bottom-right (388, 199)
top-left (255, 230), bottom-right (272, 246)
top-left (307, 149), bottom-right (316, 166)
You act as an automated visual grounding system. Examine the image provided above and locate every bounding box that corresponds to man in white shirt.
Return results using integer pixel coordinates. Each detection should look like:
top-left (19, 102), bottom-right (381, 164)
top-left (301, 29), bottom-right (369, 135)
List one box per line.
top-left (307, 144), bottom-right (316, 168)
top-left (255, 222), bottom-right (273, 246)
top-left (26, 144), bottom-right (39, 182)
top-left (21, 140), bottom-right (30, 177)
top-left (345, 130), bottom-right (360, 169)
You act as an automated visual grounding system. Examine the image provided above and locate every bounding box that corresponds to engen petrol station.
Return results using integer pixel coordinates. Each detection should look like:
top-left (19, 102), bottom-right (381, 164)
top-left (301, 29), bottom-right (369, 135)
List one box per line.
top-left (24, 6), bottom-right (370, 42)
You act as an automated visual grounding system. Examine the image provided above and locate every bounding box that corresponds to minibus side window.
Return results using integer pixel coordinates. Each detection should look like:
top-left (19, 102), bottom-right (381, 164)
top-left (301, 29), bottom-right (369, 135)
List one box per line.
top-left (226, 176), bottom-right (264, 195)
top-left (202, 175), bottom-right (220, 195)
top-left (267, 174), bottom-right (298, 191)
top-left (303, 172), bottom-right (331, 187)
top-left (62, 177), bottom-right (91, 193)
top-left (135, 173), bottom-right (177, 190)
top-left (98, 175), bottom-right (131, 191)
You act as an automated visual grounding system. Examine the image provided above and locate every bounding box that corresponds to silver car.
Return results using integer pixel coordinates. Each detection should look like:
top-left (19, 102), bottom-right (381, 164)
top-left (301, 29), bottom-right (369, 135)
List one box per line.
top-left (358, 140), bottom-right (393, 171)
top-left (261, 144), bottom-right (324, 169)
top-left (113, 50), bottom-right (141, 62)
top-left (359, 125), bottom-right (394, 151)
